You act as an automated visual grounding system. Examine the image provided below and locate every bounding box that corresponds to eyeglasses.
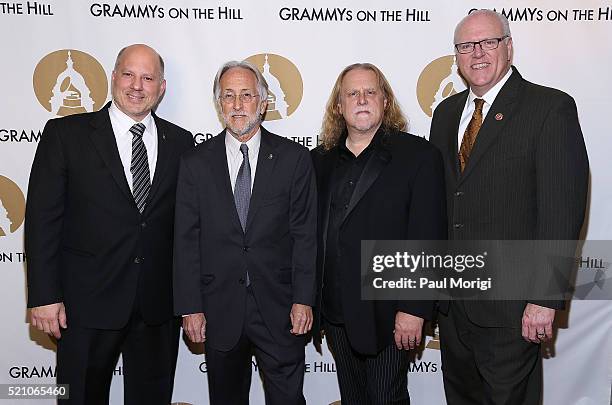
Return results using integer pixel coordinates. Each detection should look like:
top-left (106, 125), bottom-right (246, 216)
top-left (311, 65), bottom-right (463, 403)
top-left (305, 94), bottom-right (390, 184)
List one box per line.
top-left (220, 91), bottom-right (260, 104)
top-left (455, 36), bottom-right (510, 54)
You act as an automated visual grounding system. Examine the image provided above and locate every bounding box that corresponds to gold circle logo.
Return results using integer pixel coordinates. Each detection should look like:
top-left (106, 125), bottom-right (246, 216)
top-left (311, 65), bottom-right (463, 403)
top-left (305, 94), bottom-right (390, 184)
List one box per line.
top-left (244, 53), bottom-right (303, 121)
top-left (416, 55), bottom-right (467, 117)
top-left (33, 49), bottom-right (108, 117)
top-left (0, 175), bottom-right (26, 237)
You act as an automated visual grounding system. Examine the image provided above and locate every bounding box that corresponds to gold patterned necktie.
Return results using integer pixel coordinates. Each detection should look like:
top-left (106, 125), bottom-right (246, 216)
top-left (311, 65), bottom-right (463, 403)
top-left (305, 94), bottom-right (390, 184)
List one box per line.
top-left (459, 98), bottom-right (485, 173)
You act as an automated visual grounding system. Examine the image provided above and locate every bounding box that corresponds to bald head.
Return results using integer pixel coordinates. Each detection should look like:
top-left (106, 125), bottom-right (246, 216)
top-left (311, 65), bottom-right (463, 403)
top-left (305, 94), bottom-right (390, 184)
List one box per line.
top-left (114, 44), bottom-right (164, 80)
top-left (454, 9), bottom-right (511, 44)
top-left (111, 43), bottom-right (167, 121)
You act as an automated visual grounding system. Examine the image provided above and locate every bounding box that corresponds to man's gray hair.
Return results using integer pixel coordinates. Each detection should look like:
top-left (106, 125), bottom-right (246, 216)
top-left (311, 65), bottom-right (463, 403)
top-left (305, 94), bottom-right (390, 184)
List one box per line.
top-left (454, 9), bottom-right (512, 44)
top-left (213, 60), bottom-right (269, 111)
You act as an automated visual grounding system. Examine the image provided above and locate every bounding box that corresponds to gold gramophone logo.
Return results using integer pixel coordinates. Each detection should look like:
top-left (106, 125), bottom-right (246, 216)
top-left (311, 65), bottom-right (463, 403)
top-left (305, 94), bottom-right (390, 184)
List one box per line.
top-left (245, 53), bottom-right (303, 121)
top-left (0, 175), bottom-right (26, 237)
top-left (33, 49), bottom-right (108, 117)
top-left (417, 55), bottom-right (467, 117)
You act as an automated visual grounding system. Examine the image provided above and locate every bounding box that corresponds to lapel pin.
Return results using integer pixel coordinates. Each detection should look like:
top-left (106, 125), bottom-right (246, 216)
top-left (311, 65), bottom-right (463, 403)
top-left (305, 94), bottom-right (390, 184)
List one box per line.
top-left (495, 113), bottom-right (504, 121)
top-left (268, 153), bottom-right (274, 160)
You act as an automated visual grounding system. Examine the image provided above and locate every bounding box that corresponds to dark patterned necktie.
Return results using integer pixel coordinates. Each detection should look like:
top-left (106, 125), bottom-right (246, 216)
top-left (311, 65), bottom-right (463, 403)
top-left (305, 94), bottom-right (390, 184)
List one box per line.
top-left (234, 143), bottom-right (251, 230)
top-left (130, 123), bottom-right (150, 213)
top-left (459, 98), bottom-right (485, 172)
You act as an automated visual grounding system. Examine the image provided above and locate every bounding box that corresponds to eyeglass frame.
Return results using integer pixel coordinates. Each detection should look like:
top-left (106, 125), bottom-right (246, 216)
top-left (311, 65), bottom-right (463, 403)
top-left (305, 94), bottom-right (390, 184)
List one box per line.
top-left (454, 35), bottom-right (510, 54)
top-left (219, 91), bottom-right (261, 105)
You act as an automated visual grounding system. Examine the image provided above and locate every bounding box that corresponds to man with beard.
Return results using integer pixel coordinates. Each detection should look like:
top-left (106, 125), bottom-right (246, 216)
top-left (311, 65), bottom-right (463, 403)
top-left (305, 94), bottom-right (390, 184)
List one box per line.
top-left (311, 63), bottom-right (446, 404)
top-left (173, 60), bottom-right (317, 405)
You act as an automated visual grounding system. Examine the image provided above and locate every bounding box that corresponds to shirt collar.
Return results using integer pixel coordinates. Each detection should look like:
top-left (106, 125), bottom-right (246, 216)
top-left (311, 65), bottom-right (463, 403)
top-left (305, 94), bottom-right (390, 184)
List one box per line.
top-left (339, 126), bottom-right (385, 159)
top-left (225, 128), bottom-right (262, 158)
top-left (468, 67), bottom-right (513, 107)
top-left (109, 101), bottom-right (154, 135)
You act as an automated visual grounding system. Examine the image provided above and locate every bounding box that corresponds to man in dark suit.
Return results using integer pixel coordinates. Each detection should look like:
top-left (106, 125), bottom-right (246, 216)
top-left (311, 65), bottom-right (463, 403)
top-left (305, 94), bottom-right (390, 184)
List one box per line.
top-left (173, 61), bottom-right (317, 405)
top-left (311, 63), bottom-right (446, 404)
top-left (26, 44), bottom-right (193, 404)
top-left (429, 10), bottom-right (589, 404)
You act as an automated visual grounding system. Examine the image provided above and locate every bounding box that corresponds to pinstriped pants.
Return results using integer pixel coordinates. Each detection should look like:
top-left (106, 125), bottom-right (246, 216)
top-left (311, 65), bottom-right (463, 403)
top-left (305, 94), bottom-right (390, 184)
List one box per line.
top-left (325, 324), bottom-right (410, 405)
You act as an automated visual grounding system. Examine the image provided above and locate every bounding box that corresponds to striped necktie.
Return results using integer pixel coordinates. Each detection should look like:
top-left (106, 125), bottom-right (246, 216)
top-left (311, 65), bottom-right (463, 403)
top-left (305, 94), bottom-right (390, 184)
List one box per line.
top-left (130, 123), bottom-right (150, 213)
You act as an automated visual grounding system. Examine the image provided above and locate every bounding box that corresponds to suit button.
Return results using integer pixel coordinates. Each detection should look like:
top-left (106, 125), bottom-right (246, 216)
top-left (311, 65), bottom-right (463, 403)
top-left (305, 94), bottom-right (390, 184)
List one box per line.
top-left (348, 180), bottom-right (354, 186)
top-left (239, 278), bottom-right (245, 285)
top-left (243, 246), bottom-right (249, 252)
top-left (140, 222), bottom-right (147, 228)
top-left (452, 223), bottom-right (464, 229)
top-left (343, 204), bottom-right (349, 209)
top-left (134, 257), bottom-right (142, 264)
top-left (454, 191), bottom-right (464, 197)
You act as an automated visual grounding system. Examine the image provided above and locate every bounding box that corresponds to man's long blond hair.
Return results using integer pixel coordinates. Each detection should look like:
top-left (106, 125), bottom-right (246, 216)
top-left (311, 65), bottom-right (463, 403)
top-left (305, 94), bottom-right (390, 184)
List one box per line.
top-left (319, 63), bottom-right (407, 150)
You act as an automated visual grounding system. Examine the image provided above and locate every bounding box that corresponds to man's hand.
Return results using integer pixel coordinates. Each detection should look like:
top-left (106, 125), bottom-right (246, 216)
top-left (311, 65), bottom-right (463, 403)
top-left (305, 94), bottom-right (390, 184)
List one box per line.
top-left (290, 304), bottom-right (313, 335)
top-left (394, 311), bottom-right (424, 350)
top-left (182, 313), bottom-right (206, 343)
top-left (522, 303), bottom-right (555, 343)
top-left (31, 302), bottom-right (67, 339)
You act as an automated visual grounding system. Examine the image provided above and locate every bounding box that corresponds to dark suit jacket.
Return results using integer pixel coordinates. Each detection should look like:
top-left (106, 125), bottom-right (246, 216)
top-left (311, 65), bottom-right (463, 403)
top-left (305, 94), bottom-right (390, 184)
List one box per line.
top-left (429, 67), bottom-right (589, 327)
top-left (25, 103), bottom-right (194, 329)
top-left (311, 128), bottom-right (447, 355)
top-left (173, 127), bottom-right (317, 351)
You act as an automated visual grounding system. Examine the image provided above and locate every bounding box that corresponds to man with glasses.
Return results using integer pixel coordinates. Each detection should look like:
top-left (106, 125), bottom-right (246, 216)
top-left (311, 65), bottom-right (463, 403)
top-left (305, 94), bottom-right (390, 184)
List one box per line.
top-left (173, 60), bottom-right (317, 404)
top-left (429, 9), bottom-right (588, 404)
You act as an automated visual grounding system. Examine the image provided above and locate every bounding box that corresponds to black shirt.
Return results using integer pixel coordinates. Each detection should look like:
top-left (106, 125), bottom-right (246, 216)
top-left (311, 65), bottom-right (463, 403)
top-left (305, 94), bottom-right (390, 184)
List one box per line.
top-left (322, 130), bottom-right (384, 324)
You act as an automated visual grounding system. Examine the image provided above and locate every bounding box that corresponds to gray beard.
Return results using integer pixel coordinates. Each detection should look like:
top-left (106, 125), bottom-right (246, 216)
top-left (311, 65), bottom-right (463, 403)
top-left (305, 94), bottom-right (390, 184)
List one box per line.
top-left (224, 113), bottom-right (262, 139)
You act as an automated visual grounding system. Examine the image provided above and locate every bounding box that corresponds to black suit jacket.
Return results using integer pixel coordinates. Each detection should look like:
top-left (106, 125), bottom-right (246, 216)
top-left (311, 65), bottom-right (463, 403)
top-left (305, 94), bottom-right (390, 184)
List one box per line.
top-left (25, 103), bottom-right (194, 329)
top-left (311, 128), bottom-right (447, 355)
top-left (173, 127), bottom-right (317, 351)
top-left (429, 67), bottom-right (589, 327)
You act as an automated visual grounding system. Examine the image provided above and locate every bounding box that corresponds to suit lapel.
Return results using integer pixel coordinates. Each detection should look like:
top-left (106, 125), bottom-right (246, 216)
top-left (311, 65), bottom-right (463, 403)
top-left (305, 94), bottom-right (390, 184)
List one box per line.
top-left (245, 127), bottom-right (278, 232)
top-left (146, 114), bottom-right (173, 207)
top-left (88, 105), bottom-right (135, 206)
top-left (317, 148), bottom-right (341, 256)
top-left (460, 68), bottom-right (522, 183)
top-left (342, 135), bottom-right (391, 224)
top-left (449, 92), bottom-right (468, 181)
top-left (209, 130), bottom-right (243, 233)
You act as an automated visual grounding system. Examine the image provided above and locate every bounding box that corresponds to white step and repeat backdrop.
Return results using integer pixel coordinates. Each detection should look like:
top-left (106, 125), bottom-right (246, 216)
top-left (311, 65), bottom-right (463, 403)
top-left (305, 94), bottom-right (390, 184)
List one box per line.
top-left (1, 1), bottom-right (611, 404)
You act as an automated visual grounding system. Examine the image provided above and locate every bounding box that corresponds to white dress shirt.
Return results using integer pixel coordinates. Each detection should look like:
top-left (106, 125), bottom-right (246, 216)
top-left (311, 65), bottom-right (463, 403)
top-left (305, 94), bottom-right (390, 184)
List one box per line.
top-left (225, 129), bottom-right (261, 192)
top-left (457, 68), bottom-right (513, 148)
top-left (109, 102), bottom-right (158, 191)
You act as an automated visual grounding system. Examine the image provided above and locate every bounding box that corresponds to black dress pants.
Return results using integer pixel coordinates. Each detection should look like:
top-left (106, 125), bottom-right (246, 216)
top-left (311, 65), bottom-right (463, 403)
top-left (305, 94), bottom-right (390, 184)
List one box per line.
top-left (438, 301), bottom-right (542, 405)
top-left (56, 305), bottom-right (180, 405)
top-left (204, 287), bottom-right (306, 405)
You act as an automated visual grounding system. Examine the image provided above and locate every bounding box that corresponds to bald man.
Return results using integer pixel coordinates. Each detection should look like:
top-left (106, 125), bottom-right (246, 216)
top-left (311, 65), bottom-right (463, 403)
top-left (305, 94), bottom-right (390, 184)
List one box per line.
top-left (26, 44), bottom-right (193, 404)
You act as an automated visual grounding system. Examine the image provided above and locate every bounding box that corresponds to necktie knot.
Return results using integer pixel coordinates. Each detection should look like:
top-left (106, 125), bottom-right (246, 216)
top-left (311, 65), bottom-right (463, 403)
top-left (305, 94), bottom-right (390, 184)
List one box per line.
top-left (239, 143), bottom-right (249, 158)
top-left (130, 123), bottom-right (146, 138)
top-left (474, 98), bottom-right (485, 113)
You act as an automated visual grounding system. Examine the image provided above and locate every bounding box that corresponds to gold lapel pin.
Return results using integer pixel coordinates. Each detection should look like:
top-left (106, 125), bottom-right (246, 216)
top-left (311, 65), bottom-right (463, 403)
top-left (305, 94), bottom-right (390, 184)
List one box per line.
top-left (268, 154), bottom-right (273, 160)
top-left (495, 113), bottom-right (503, 121)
